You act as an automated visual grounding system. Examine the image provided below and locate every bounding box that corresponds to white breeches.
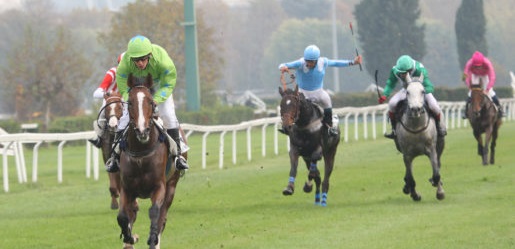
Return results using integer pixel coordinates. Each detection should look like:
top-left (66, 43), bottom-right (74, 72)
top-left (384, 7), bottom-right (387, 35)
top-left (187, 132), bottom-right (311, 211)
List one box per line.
top-left (299, 88), bottom-right (332, 109)
top-left (388, 89), bottom-right (442, 115)
top-left (118, 94), bottom-right (180, 132)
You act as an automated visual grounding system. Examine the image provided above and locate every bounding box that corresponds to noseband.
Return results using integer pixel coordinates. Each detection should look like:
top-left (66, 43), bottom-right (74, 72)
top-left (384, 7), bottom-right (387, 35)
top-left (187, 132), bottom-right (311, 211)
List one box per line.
top-left (281, 92), bottom-right (301, 125)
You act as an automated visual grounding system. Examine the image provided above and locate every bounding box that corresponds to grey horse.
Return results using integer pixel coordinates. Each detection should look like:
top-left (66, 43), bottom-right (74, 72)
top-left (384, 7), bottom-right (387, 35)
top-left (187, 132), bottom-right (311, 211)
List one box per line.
top-left (394, 75), bottom-right (445, 201)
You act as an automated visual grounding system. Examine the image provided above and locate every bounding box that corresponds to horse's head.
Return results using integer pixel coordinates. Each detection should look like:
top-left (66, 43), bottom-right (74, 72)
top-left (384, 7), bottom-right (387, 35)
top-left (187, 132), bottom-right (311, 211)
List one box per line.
top-left (127, 73), bottom-right (156, 143)
top-left (278, 85), bottom-right (302, 131)
top-left (104, 91), bottom-right (123, 133)
top-left (405, 75), bottom-right (426, 117)
top-left (470, 87), bottom-right (486, 118)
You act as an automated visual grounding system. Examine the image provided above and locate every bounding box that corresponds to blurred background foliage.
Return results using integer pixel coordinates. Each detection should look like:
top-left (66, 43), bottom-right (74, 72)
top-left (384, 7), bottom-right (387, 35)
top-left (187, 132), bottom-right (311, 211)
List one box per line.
top-left (0, 0), bottom-right (513, 129)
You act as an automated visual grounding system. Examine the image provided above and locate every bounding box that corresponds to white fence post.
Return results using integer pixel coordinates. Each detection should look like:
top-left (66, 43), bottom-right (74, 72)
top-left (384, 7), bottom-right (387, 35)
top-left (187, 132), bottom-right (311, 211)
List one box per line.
top-left (0, 99), bottom-right (513, 192)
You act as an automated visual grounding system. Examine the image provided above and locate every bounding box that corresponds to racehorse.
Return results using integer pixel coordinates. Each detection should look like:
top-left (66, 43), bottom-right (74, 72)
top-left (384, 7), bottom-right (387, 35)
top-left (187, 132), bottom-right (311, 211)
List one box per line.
top-left (278, 83), bottom-right (340, 206)
top-left (394, 75), bottom-right (445, 201)
top-left (116, 73), bottom-right (183, 249)
top-left (100, 92), bottom-right (123, 210)
top-left (467, 86), bottom-right (502, 165)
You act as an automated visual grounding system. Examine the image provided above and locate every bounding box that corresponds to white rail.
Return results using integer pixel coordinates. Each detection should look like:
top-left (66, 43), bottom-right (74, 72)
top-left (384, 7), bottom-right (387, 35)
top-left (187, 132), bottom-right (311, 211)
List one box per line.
top-left (1, 99), bottom-right (513, 192)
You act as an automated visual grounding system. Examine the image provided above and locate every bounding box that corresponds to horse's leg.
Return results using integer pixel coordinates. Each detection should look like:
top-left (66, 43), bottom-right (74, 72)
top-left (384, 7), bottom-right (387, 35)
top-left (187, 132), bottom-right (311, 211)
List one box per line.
top-left (155, 173), bottom-right (180, 249)
top-left (303, 159), bottom-right (317, 193)
top-left (283, 149), bottom-right (299, 195)
top-left (148, 184), bottom-right (166, 249)
top-left (108, 172), bottom-right (121, 210)
top-left (319, 150), bottom-right (336, 207)
top-left (428, 148), bottom-right (445, 200)
top-left (117, 192), bottom-right (139, 247)
top-left (403, 155), bottom-right (421, 201)
top-left (473, 130), bottom-right (485, 162)
top-left (490, 124), bottom-right (500, 165)
top-left (482, 127), bottom-right (494, 166)
top-left (302, 159), bottom-right (322, 205)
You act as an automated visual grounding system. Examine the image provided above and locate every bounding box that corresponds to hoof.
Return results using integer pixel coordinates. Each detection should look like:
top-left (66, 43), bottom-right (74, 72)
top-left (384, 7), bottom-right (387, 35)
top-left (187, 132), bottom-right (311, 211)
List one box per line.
top-left (321, 200), bottom-right (327, 207)
top-left (411, 194), bottom-right (422, 202)
top-left (402, 185), bottom-right (410, 195)
top-left (436, 192), bottom-right (445, 200)
top-left (282, 188), bottom-right (294, 196)
top-left (303, 182), bottom-right (313, 193)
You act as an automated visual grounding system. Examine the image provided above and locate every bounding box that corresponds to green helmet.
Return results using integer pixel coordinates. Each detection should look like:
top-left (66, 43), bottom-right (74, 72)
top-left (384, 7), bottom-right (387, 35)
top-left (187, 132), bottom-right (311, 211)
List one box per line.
top-left (395, 55), bottom-right (414, 73)
top-left (127, 35), bottom-right (152, 58)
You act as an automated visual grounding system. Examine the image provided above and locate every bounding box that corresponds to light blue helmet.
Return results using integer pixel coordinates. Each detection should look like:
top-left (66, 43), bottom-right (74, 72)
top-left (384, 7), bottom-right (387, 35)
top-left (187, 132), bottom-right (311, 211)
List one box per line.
top-left (304, 45), bottom-right (320, 60)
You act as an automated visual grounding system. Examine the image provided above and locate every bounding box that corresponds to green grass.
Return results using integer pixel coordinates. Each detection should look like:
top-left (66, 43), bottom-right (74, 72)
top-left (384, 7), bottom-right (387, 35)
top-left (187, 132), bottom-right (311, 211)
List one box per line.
top-left (1, 122), bottom-right (514, 249)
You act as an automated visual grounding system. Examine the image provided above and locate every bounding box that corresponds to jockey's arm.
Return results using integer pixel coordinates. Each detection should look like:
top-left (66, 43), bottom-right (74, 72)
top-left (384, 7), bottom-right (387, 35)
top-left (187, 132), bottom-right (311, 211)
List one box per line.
top-left (279, 60), bottom-right (303, 72)
top-left (93, 88), bottom-right (105, 99)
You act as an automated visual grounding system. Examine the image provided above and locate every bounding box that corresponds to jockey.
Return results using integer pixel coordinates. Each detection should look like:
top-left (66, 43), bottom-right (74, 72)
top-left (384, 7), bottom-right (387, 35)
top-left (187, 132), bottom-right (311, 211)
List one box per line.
top-left (378, 55), bottom-right (447, 139)
top-left (278, 44), bottom-right (362, 135)
top-left (88, 52), bottom-right (124, 148)
top-left (462, 51), bottom-right (503, 119)
top-left (105, 35), bottom-right (189, 173)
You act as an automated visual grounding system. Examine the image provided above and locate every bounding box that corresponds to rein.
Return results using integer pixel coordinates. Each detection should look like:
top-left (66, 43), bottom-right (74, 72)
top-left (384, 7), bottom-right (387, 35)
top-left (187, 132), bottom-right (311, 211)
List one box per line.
top-left (399, 110), bottom-right (431, 134)
top-left (123, 124), bottom-right (162, 158)
top-left (124, 86), bottom-right (162, 158)
top-left (280, 70), bottom-right (296, 90)
top-left (95, 98), bottom-right (124, 130)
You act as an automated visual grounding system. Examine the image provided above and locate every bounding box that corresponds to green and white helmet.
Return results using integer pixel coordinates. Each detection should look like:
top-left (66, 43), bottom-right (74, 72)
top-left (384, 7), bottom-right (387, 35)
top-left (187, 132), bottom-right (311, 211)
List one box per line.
top-left (395, 55), bottom-right (415, 73)
top-left (126, 35), bottom-right (152, 58)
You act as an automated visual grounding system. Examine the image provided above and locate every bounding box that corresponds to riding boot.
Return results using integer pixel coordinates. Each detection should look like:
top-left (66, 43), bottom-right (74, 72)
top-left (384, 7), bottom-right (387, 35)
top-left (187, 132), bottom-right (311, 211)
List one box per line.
top-left (278, 127), bottom-right (289, 135)
top-left (167, 128), bottom-right (189, 170)
top-left (462, 97), bottom-right (471, 119)
top-left (89, 119), bottom-right (105, 148)
top-left (492, 95), bottom-right (504, 117)
top-left (384, 111), bottom-right (397, 139)
top-left (105, 131), bottom-right (122, 173)
top-left (435, 113), bottom-right (447, 137)
top-left (323, 108), bottom-right (338, 136)
top-left (88, 136), bottom-right (103, 149)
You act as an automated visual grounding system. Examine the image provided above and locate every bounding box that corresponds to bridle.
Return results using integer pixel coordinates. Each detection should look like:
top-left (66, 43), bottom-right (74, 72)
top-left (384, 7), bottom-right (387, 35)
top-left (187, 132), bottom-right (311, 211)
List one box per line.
top-left (281, 91), bottom-right (301, 126)
top-left (127, 85), bottom-right (157, 135)
top-left (95, 94), bottom-right (124, 130)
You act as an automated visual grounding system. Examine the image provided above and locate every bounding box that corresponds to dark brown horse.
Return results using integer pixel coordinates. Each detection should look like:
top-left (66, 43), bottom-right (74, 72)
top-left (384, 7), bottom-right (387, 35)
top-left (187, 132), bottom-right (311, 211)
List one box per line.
top-left (278, 84), bottom-right (340, 206)
top-left (116, 74), bottom-right (182, 249)
top-left (99, 92), bottom-right (123, 210)
top-left (467, 86), bottom-right (502, 165)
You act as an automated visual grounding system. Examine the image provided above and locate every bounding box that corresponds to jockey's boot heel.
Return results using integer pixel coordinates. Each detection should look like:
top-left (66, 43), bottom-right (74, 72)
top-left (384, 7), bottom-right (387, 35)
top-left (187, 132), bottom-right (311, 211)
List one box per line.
top-left (462, 97), bottom-right (470, 119)
top-left (88, 136), bottom-right (103, 149)
top-left (105, 131), bottom-right (122, 172)
top-left (167, 128), bottom-right (189, 171)
top-left (435, 113), bottom-right (447, 137)
top-left (384, 111), bottom-right (397, 139)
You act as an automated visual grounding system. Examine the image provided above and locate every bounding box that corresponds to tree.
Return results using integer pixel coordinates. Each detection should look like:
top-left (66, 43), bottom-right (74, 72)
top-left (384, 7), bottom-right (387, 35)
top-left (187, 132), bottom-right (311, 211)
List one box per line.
top-left (98, 0), bottom-right (223, 109)
top-left (354, 0), bottom-right (426, 85)
top-left (455, 0), bottom-right (486, 69)
top-left (0, 0), bottom-right (92, 128)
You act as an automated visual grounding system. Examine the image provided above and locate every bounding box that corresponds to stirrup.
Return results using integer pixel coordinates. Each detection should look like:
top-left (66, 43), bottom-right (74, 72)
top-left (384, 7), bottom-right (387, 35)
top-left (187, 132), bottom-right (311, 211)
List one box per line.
top-left (328, 127), bottom-right (338, 136)
top-left (278, 128), bottom-right (289, 135)
top-left (105, 155), bottom-right (119, 173)
top-left (384, 130), bottom-right (396, 139)
top-left (175, 155), bottom-right (189, 170)
top-left (88, 137), bottom-right (102, 148)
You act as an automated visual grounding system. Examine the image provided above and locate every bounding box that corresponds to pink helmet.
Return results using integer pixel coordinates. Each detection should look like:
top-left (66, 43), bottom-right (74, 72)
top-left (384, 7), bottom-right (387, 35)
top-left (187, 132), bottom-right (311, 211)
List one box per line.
top-left (471, 51), bottom-right (485, 66)
top-left (117, 52), bottom-right (126, 64)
